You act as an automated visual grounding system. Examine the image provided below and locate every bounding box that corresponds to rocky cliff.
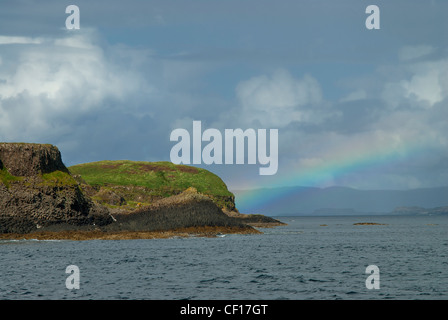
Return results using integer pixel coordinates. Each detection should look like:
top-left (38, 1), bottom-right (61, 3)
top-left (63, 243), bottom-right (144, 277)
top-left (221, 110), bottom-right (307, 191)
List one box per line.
top-left (0, 143), bottom-right (112, 233)
top-left (0, 143), bottom-right (68, 176)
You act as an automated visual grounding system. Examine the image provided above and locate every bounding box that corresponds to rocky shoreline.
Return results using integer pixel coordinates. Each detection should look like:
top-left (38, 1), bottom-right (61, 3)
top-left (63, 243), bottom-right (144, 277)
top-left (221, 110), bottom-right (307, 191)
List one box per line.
top-left (0, 225), bottom-right (262, 241)
top-left (353, 222), bottom-right (388, 226)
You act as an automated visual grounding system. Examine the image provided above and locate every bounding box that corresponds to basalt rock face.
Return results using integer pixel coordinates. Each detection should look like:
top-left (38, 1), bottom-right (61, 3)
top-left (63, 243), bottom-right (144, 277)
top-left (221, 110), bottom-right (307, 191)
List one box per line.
top-left (107, 187), bottom-right (251, 232)
top-left (0, 143), bottom-right (112, 233)
top-left (0, 143), bottom-right (69, 176)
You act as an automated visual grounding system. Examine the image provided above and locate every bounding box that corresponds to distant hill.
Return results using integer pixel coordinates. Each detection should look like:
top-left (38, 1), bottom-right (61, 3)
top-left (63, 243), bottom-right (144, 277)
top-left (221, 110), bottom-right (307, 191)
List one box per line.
top-left (390, 206), bottom-right (448, 216)
top-left (233, 185), bottom-right (448, 216)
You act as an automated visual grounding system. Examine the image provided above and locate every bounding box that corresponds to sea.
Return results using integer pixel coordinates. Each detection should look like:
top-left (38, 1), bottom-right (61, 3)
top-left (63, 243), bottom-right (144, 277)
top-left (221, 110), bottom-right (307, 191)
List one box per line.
top-left (0, 215), bottom-right (447, 300)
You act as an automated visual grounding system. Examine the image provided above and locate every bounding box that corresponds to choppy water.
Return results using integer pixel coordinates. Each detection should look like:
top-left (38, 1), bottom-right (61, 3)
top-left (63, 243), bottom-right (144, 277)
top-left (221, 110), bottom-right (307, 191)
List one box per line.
top-left (1, 215), bottom-right (447, 300)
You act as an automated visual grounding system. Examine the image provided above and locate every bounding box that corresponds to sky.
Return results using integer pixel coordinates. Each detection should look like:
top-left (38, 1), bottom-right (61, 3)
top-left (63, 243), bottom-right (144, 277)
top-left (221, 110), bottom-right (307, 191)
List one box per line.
top-left (0, 0), bottom-right (447, 192)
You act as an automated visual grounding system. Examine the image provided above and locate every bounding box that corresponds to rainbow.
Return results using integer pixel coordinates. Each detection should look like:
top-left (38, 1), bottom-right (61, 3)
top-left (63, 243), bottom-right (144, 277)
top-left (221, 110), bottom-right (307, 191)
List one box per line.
top-left (234, 136), bottom-right (423, 213)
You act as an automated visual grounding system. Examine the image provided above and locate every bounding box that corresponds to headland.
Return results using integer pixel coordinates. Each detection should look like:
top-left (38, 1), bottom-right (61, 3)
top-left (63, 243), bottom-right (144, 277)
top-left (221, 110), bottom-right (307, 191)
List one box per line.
top-left (0, 143), bottom-right (284, 240)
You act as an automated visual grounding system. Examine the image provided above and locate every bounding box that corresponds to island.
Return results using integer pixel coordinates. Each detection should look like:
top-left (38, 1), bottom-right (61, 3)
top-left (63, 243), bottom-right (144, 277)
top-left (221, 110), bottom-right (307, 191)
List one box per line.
top-left (0, 143), bottom-right (285, 240)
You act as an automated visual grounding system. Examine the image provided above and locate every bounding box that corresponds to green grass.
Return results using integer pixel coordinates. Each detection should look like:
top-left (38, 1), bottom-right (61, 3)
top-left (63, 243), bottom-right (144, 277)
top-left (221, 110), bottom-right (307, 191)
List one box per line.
top-left (68, 160), bottom-right (233, 199)
top-left (0, 167), bottom-right (77, 188)
top-left (0, 167), bottom-right (23, 187)
top-left (41, 170), bottom-right (78, 187)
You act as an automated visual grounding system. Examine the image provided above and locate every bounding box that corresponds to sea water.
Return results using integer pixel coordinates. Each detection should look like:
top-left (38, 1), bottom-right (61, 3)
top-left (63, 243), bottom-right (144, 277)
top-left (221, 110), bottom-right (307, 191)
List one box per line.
top-left (0, 215), bottom-right (447, 300)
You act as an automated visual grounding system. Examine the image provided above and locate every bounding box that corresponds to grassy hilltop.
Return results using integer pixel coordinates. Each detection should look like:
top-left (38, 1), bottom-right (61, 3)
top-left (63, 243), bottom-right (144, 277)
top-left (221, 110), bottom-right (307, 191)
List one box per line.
top-left (69, 160), bottom-right (236, 211)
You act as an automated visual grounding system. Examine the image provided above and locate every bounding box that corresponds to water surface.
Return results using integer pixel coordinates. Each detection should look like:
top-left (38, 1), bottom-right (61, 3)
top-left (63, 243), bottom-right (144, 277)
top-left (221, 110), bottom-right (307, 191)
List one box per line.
top-left (1, 215), bottom-right (447, 300)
